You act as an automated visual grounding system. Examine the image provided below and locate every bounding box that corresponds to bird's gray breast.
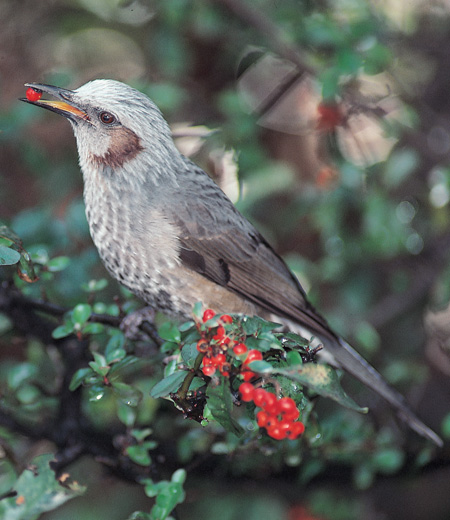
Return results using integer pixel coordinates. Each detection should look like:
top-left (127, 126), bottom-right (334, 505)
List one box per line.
top-left (82, 171), bottom-right (183, 314)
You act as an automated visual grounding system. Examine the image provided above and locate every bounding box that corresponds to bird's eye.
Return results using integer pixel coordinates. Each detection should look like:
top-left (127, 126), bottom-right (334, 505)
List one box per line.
top-left (99, 112), bottom-right (116, 125)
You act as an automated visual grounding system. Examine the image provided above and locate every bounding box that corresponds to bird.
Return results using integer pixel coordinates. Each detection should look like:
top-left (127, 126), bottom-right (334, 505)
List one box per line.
top-left (21, 79), bottom-right (442, 447)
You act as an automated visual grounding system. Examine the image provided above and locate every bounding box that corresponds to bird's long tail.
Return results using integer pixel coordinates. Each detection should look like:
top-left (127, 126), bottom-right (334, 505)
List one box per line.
top-left (323, 336), bottom-right (443, 447)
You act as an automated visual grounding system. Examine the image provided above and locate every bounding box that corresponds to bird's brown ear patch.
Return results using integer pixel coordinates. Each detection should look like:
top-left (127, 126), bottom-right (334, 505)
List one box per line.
top-left (91, 126), bottom-right (143, 169)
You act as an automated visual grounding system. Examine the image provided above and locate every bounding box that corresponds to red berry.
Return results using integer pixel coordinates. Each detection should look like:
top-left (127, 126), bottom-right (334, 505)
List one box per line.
top-left (245, 350), bottom-right (263, 363)
top-left (213, 353), bottom-right (226, 365)
top-left (220, 314), bottom-right (233, 323)
top-left (213, 325), bottom-right (226, 341)
top-left (267, 425), bottom-right (287, 440)
top-left (286, 421), bottom-right (305, 440)
top-left (278, 397), bottom-right (300, 421)
top-left (242, 370), bottom-right (256, 382)
top-left (202, 309), bottom-right (216, 322)
top-left (256, 410), bottom-right (270, 427)
top-left (263, 392), bottom-right (278, 414)
top-left (252, 388), bottom-right (269, 407)
top-left (26, 87), bottom-right (43, 102)
top-left (233, 343), bottom-right (248, 356)
top-left (239, 382), bottom-right (255, 402)
top-left (202, 365), bottom-right (216, 376)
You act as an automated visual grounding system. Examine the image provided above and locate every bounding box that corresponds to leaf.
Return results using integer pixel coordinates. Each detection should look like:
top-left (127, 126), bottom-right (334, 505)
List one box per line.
top-left (206, 378), bottom-right (244, 436)
top-left (150, 371), bottom-right (187, 399)
top-left (69, 368), bottom-right (93, 391)
top-left (117, 402), bottom-right (137, 427)
top-left (111, 381), bottom-right (142, 407)
top-left (247, 360), bottom-right (273, 373)
top-left (0, 245), bottom-right (21, 265)
top-left (180, 342), bottom-right (198, 366)
top-left (158, 321), bottom-right (181, 342)
top-left (81, 278), bottom-right (108, 292)
top-left (72, 304), bottom-right (92, 326)
top-left (52, 323), bottom-right (74, 339)
top-left (0, 453), bottom-right (85, 520)
top-left (273, 364), bottom-right (368, 413)
top-left (126, 445), bottom-right (152, 466)
top-left (46, 256), bottom-right (70, 272)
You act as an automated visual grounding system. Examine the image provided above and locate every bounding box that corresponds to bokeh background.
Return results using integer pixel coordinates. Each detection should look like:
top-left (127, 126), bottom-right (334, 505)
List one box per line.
top-left (1, 0), bottom-right (450, 519)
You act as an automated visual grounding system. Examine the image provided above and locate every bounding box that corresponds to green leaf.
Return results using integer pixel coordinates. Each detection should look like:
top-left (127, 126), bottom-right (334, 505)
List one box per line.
top-left (206, 378), bottom-right (244, 436)
top-left (192, 301), bottom-right (203, 319)
top-left (178, 320), bottom-right (195, 332)
top-left (82, 322), bottom-right (105, 335)
top-left (140, 470), bottom-right (186, 520)
top-left (126, 445), bottom-right (152, 466)
top-left (81, 278), bottom-right (108, 292)
top-left (247, 360), bottom-right (273, 373)
top-left (286, 350), bottom-right (303, 365)
top-left (111, 381), bottom-right (142, 407)
top-left (273, 364), bottom-right (368, 413)
top-left (117, 401), bottom-right (137, 427)
top-left (158, 321), bottom-right (181, 342)
top-left (0, 245), bottom-right (21, 265)
top-left (180, 342), bottom-right (198, 366)
top-left (52, 323), bottom-right (74, 339)
top-left (46, 256), bottom-right (70, 272)
top-left (131, 428), bottom-right (153, 442)
top-left (72, 303), bottom-right (92, 326)
top-left (0, 453), bottom-right (85, 519)
top-left (150, 371), bottom-right (187, 399)
top-left (69, 368), bottom-right (93, 391)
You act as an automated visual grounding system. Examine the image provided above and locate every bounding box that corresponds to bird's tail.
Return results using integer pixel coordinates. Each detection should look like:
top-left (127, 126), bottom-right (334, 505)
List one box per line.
top-left (324, 336), bottom-right (443, 447)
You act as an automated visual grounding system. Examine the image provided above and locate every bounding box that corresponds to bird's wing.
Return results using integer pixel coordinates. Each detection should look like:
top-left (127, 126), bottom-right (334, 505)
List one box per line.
top-left (168, 165), bottom-right (335, 340)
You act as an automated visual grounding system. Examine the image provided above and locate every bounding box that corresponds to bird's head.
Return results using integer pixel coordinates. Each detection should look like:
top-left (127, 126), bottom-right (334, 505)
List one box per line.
top-left (21, 79), bottom-right (180, 186)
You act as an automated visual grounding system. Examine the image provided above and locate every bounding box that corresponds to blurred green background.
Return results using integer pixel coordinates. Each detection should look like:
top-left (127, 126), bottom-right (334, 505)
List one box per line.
top-left (1, 0), bottom-right (450, 519)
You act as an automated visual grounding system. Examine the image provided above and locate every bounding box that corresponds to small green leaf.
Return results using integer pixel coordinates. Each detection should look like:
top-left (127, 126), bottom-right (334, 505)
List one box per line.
top-left (111, 381), bottom-right (142, 407)
top-left (0, 245), bottom-right (21, 265)
top-left (158, 321), bottom-right (181, 342)
top-left (131, 428), bottom-right (153, 442)
top-left (126, 445), bottom-right (152, 466)
top-left (207, 378), bottom-right (244, 436)
top-left (88, 384), bottom-right (106, 402)
top-left (150, 371), bottom-right (187, 399)
top-left (192, 301), bottom-right (203, 319)
top-left (179, 320), bottom-right (195, 332)
top-left (46, 256), bottom-right (70, 272)
top-left (247, 360), bottom-right (273, 373)
top-left (82, 322), bottom-right (105, 335)
top-left (72, 303), bottom-right (92, 326)
top-left (117, 401), bottom-right (137, 427)
top-left (286, 350), bottom-right (303, 365)
top-left (181, 342), bottom-right (198, 366)
top-left (52, 323), bottom-right (74, 339)
top-left (69, 368), bottom-right (93, 391)
top-left (273, 364), bottom-right (368, 413)
top-left (81, 278), bottom-right (108, 292)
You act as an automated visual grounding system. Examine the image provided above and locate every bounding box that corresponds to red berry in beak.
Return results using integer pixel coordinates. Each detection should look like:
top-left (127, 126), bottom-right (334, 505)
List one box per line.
top-left (26, 87), bottom-right (43, 102)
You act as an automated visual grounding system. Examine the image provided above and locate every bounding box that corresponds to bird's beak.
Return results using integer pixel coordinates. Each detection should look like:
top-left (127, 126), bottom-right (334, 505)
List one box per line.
top-left (20, 83), bottom-right (89, 123)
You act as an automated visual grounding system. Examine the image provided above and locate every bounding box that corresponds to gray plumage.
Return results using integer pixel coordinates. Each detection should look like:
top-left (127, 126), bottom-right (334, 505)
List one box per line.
top-left (21, 79), bottom-right (442, 446)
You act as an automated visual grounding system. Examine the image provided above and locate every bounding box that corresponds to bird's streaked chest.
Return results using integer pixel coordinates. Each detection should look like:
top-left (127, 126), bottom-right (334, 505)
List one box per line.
top-left (82, 168), bottom-right (182, 309)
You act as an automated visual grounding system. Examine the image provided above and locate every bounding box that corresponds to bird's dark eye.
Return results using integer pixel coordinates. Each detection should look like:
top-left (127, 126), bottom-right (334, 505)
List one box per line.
top-left (99, 112), bottom-right (116, 125)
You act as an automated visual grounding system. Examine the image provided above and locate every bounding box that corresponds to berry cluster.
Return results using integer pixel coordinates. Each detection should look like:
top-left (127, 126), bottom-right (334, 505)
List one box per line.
top-left (196, 309), bottom-right (233, 377)
top-left (239, 383), bottom-right (305, 440)
top-left (195, 308), bottom-right (305, 440)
